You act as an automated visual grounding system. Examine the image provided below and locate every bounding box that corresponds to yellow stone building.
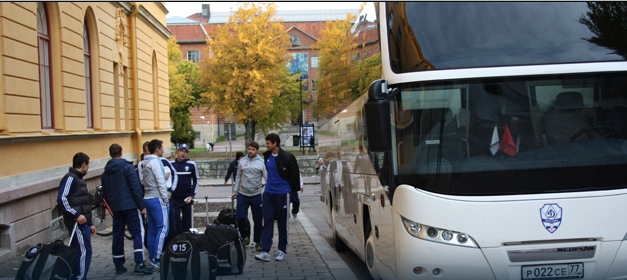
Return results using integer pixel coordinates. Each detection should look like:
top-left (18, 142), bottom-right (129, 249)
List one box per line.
top-left (0, 2), bottom-right (172, 261)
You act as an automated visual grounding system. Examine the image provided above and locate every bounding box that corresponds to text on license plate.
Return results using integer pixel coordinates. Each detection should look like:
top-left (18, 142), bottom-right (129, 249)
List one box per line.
top-left (522, 263), bottom-right (584, 279)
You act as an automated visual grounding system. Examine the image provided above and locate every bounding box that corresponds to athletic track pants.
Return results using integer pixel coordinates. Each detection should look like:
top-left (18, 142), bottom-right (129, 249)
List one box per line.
top-left (260, 192), bottom-right (290, 253)
top-left (66, 223), bottom-right (92, 280)
top-left (144, 198), bottom-right (169, 260)
top-left (236, 193), bottom-right (263, 244)
top-left (112, 209), bottom-right (145, 267)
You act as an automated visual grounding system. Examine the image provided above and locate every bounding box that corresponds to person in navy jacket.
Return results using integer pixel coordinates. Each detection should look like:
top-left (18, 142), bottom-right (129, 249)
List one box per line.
top-left (170, 144), bottom-right (199, 233)
top-left (101, 144), bottom-right (152, 275)
top-left (224, 152), bottom-right (244, 185)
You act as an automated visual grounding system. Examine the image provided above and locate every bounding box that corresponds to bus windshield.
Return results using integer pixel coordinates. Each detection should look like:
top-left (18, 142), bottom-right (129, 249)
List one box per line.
top-left (386, 2), bottom-right (625, 72)
top-left (391, 72), bottom-right (627, 195)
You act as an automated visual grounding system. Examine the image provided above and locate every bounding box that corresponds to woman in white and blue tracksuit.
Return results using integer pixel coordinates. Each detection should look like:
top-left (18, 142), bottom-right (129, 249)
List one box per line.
top-left (232, 142), bottom-right (267, 246)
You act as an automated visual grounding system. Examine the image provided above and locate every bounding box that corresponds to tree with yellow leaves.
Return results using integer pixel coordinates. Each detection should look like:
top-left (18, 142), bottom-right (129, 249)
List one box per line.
top-left (169, 36), bottom-right (201, 147)
top-left (313, 13), bottom-right (358, 119)
top-left (199, 3), bottom-right (300, 145)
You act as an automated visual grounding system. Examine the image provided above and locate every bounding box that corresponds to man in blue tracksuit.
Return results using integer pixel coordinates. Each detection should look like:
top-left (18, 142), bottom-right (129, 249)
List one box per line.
top-left (255, 134), bottom-right (300, 262)
top-left (232, 142), bottom-right (267, 251)
top-left (101, 144), bottom-right (152, 275)
top-left (57, 152), bottom-right (96, 280)
top-left (139, 139), bottom-right (169, 269)
top-left (138, 141), bottom-right (178, 245)
top-left (170, 143), bottom-right (199, 234)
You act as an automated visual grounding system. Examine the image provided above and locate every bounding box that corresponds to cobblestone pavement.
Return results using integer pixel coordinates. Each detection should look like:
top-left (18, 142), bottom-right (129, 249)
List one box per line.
top-left (1, 205), bottom-right (355, 280)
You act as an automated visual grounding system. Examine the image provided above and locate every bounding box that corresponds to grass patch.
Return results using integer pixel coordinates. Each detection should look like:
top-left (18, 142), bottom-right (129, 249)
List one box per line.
top-left (318, 131), bottom-right (336, 136)
top-left (215, 134), bottom-right (245, 143)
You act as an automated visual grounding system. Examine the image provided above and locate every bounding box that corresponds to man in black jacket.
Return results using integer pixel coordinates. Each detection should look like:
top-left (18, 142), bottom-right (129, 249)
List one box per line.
top-left (101, 144), bottom-right (152, 275)
top-left (57, 152), bottom-right (95, 280)
top-left (255, 134), bottom-right (300, 262)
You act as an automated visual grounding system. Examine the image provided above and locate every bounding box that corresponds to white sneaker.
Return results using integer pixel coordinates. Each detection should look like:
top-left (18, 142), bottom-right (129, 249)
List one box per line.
top-left (255, 252), bottom-right (271, 262)
top-left (275, 251), bottom-right (287, 261)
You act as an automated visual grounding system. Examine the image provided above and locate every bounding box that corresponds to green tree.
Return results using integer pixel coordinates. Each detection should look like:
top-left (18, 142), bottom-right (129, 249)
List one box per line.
top-left (168, 36), bottom-right (200, 147)
top-left (199, 3), bottom-right (300, 146)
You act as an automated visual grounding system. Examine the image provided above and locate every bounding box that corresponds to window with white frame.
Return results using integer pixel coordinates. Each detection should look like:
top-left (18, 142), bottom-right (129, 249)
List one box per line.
top-left (187, 51), bottom-right (200, 62)
top-left (312, 80), bottom-right (318, 92)
top-left (311, 55), bottom-right (319, 68)
top-left (38, 2), bottom-right (53, 129)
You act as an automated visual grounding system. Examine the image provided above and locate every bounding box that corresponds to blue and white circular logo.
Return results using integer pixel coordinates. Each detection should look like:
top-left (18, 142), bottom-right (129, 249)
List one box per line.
top-left (30, 248), bottom-right (38, 254)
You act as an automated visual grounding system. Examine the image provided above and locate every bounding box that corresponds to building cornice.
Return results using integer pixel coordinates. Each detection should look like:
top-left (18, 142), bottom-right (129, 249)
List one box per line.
top-left (156, 2), bottom-right (168, 15)
top-left (0, 129), bottom-right (172, 146)
top-left (112, 2), bottom-right (173, 40)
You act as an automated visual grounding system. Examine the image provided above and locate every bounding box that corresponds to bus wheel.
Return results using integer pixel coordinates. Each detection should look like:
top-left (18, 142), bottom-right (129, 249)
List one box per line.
top-left (365, 232), bottom-right (380, 279)
top-left (331, 206), bottom-right (348, 251)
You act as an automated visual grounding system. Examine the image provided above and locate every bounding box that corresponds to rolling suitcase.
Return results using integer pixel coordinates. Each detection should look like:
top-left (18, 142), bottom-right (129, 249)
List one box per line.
top-left (214, 197), bottom-right (251, 231)
top-left (160, 231), bottom-right (217, 280)
top-left (204, 196), bottom-right (246, 275)
top-left (16, 223), bottom-right (78, 280)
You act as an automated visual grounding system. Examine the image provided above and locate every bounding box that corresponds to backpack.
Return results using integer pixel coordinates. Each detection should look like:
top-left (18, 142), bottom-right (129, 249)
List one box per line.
top-left (16, 224), bottom-right (78, 280)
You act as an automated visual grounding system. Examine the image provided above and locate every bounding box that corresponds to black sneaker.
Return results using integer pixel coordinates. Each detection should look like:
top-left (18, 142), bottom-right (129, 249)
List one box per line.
top-left (115, 266), bottom-right (127, 275)
top-left (134, 263), bottom-right (153, 275)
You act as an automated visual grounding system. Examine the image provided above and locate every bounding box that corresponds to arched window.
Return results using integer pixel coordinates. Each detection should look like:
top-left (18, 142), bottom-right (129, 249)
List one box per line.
top-left (37, 2), bottom-right (53, 129)
top-left (83, 24), bottom-right (93, 128)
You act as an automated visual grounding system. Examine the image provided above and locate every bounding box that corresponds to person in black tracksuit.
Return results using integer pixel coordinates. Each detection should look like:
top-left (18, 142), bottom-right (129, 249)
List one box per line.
top-left (101, 144), bottom-right (152, 275)
top-left (57, 153), bottom-right (95, 280)
top-left (170, 144), bottom-right (199, 234)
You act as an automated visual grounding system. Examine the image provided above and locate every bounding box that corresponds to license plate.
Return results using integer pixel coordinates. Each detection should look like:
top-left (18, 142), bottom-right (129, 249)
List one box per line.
top-left (521, 263), bottom-right (584, 279)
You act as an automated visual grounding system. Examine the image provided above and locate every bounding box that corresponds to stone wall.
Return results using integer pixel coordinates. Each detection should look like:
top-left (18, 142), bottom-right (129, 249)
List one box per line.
top-left (195, 156), bottom-right (319, 179)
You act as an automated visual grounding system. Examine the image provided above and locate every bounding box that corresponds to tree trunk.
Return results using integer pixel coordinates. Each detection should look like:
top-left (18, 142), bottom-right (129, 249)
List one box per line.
top-left (244, 120), bottom-right (257, 149)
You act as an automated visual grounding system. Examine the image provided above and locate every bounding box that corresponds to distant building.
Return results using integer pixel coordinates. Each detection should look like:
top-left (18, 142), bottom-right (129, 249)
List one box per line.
top-left (167, 5), bottom-right (360, 148)
top-left (0, 2), bottom-right (171, 261)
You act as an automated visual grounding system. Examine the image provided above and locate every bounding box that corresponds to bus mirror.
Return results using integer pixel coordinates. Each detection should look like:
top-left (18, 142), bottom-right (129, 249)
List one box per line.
top-left (365, 79), bottom-right (392, 152)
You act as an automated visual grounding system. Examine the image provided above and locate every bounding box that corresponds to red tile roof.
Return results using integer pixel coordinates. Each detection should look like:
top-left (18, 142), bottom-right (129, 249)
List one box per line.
top-left (168, 24), bottom-right (207, 42)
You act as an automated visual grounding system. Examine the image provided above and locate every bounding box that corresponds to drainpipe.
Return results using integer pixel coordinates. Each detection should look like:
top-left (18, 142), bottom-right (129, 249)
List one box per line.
top-left (130, 2), bottom-right (142, 160)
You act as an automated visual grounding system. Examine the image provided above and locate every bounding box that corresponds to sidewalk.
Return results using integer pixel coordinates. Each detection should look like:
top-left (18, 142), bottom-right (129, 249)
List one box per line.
top-left (199, 176), bottom-right (320, 187)
top-left (0, 185), bottom-right (355, 280)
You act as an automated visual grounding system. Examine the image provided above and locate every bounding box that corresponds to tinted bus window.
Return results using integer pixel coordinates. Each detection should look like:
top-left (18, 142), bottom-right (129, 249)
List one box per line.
top-left (387, 2), bottom-right (625, 72)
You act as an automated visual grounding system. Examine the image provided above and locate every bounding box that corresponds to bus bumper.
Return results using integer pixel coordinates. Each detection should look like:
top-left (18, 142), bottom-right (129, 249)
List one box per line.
top-left (395, 221), bottom-right (495, 279)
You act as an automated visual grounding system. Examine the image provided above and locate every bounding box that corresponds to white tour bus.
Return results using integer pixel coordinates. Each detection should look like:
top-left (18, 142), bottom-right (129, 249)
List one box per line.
top-left (319, 2), bottom-right (627, 279)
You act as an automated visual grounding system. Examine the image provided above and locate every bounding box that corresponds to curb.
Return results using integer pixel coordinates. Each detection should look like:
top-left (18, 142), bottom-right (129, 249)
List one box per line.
top-left (298, 211), bottom-right (359, 280)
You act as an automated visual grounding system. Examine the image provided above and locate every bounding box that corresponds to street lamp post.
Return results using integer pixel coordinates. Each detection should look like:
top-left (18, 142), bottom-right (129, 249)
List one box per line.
top-left (299, 75), bottom-right (303, 125)
top-left (200, 116), bottom-right (205, 151)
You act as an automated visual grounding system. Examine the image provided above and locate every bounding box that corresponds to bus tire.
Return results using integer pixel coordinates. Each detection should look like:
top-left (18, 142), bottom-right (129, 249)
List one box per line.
top-left (365, 232), bottom-right (379, 280)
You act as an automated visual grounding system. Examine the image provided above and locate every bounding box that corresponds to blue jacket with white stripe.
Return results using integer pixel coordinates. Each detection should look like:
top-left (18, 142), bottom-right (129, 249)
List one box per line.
top-left (170, 158), bottom-right (199, 199)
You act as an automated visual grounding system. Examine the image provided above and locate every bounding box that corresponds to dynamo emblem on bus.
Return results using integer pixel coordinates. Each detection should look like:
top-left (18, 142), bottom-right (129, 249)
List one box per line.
top-left (540, 203), bottom-right (562, 234)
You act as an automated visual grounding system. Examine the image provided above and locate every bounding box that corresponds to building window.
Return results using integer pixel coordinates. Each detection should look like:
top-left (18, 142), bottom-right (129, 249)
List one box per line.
top-left (196, 132), bottom-right (201, 140)
top-left (37, 2), bottom-right (53, 129)
top-left (84, 24), bottom-right (93, 128)
top-left (187, 51), bottom-right (200, 62)
top-left (312, 80), bottom-right (318, 92)
top-left (311, 55), bottom-right (319, 68)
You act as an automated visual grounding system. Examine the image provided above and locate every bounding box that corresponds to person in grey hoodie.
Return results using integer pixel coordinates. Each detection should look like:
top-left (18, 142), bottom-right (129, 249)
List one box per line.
top-left (232, 141), bottom-right (267, 251)
top-left (139, 139), bottom-right (169, 269)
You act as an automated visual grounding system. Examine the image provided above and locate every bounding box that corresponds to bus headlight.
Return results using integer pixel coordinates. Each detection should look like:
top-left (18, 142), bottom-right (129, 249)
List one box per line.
top-left (402, 216), bottom-right (479, 248)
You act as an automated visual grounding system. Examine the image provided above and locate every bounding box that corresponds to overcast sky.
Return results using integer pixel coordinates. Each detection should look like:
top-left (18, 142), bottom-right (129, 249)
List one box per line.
top-left (165, 2), bottom-right (363, 18)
